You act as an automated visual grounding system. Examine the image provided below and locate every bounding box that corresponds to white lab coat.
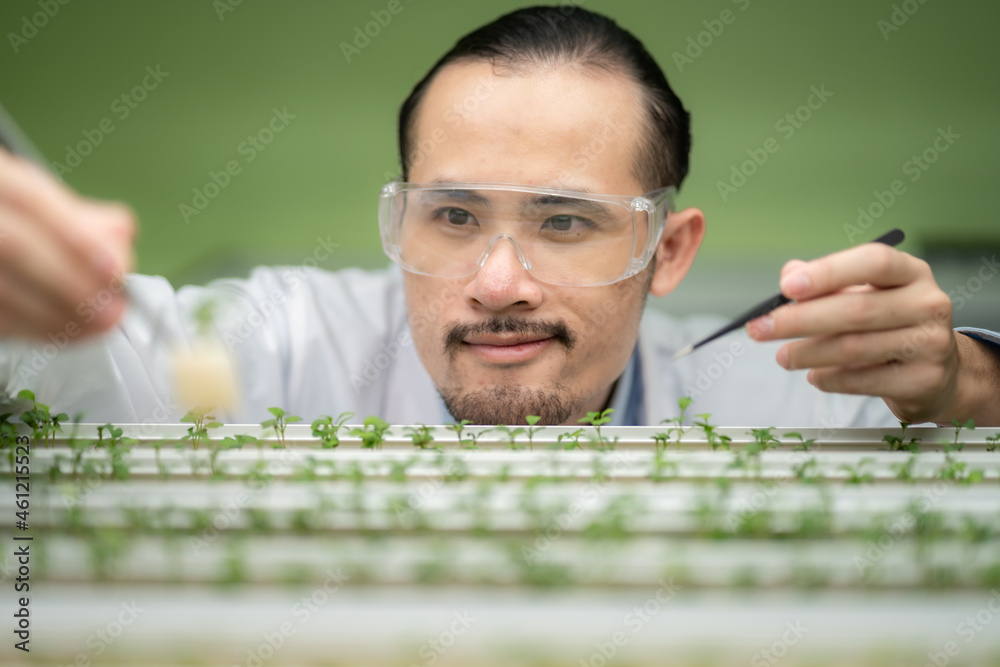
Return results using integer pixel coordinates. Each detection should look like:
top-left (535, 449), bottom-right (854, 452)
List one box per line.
top-left (2, 265), bottom-right (992, 427)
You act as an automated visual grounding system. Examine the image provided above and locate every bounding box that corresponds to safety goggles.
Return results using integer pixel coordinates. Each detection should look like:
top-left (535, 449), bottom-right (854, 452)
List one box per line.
top-left (378, 182), bottom-right (674, 287)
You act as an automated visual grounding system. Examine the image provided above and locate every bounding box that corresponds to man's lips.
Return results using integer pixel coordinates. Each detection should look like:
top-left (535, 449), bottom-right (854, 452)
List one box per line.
top-left (462, 334), bottom-right (554, 363)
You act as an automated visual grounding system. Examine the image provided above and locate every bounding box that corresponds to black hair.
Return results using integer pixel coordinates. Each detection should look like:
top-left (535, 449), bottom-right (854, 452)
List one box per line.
top-left (397, 5), bottom-right (691, 191)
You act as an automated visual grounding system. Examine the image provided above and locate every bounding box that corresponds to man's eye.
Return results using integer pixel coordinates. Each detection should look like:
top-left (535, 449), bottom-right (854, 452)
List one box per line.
top-left (445, 208), bottom-right (472, 226)
top-left (543, 215), bottom-right (589, 232)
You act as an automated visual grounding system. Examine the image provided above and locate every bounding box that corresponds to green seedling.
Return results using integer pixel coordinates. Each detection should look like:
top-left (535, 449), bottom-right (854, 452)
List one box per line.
top-left (891, 454), bottom-right (919, 483)
top-left (311, 411), bottom-right (354, 449)
top-left (748, 427), bottom-right (780, 451)
top-left (350, 416), bottom-right (391, 449)
top-left (987, 433), bottom-right (1000, 452)
top-left (659, 396), bottom-right (694, 445)
top-left (404, 424), bottom-right (436, 450)
top-left (446, 419), bottom-right (472, 446)
top-left (0, 412), bottom-right (16, 471)
top-left (524, 415), bottom-right (543, 450)
top-left (696, 413), bottom-right (731, 451)
top-left (260, 407), bottom-right (302, 448)
top-left (839, 457), bottom-right (874, 484)
top-left (579, 408), bottom-right (615, 448)
top-left (181, 407), bottom-right (223, 450)
top-left (494, 425), bottom-right (526, 450)
top-left (18, 389), bottom-right (68, 446)
top-left (783, 432), bottom-right (816, 452)
top-left (97, 424), bottom-right (136, 480)
top-left (461, 427), bottom-right (492, 450)
top-left (557, 428), bottom-right (585, 450)
top-left (882, 421), bottom-right (920, 452)
top-left (792, 457), bottom-right (821, 483)
top-left (650, 431), bottom-right (671, 452)
top-left (939, 452), bottom-right (984, 485)
top-left (949, 418), bottom-right (975, 452)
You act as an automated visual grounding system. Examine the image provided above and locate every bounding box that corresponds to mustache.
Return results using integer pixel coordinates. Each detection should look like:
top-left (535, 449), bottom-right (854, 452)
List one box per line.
top-left (444, 316), bottom-right (576, 356)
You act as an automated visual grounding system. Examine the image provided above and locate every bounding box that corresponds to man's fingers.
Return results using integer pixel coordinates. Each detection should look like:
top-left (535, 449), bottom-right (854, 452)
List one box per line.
top-left (779, 243), bottom-right (925, 301)
top-left (0, 268), bottom-right (68, 338)
top-left (808, 358), bottom-right (955, 423)
top-left (778, 324), bottom-right (955, 370)
top-left (750, 282), bottom-right (952, 340)
top-left (0, 199), bottom-right (104, 313)
top-left (779, 258), bottom-right (808, 280)
top-left (0, 150), bottom-right (130, 283)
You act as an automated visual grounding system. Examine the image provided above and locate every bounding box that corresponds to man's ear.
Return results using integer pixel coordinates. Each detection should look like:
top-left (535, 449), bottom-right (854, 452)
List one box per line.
top-left (649, 207), bottom-right (705, 297)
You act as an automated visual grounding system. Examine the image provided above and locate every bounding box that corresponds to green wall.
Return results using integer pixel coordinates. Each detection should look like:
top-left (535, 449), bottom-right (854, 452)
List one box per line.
top-left (1, 0), bottom-right (997, 285)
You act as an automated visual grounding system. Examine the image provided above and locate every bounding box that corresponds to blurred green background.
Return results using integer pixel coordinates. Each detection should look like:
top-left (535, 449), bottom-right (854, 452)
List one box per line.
top-left (1, 0), bottom-right (998, 323)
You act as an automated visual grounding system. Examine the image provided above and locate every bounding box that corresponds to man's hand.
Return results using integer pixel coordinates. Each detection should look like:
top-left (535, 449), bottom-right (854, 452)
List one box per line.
top-left (0, 148), bottom-right (135, 340)
top-left (745, 241), bottom-right (1000, 426)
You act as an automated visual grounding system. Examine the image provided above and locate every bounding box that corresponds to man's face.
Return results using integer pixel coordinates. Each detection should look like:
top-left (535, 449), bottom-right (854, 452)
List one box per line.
top-left (404, 60), bottom-right (655, 425)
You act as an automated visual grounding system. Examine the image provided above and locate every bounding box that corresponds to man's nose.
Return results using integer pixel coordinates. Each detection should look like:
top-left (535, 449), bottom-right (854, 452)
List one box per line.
top-left (465, 235), bottom-right (543, 311)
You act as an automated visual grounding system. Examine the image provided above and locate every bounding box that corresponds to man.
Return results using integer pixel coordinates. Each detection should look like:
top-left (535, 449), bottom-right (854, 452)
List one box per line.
top-left (0, 6), bottom-right (997, 427)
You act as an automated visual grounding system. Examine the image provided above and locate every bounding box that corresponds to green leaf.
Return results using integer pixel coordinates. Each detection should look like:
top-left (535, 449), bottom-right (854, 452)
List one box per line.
top-left (285, 416), bottom-right (303, 424)
top-left (525, 415), bottom-right (541, 426)
top-left (17, 389), bottom-right (35, 402)
top-left (267, 407), bottom-right (285, 418)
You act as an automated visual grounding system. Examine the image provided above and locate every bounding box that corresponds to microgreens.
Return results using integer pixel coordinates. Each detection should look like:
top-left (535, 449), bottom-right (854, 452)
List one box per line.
top-left (494, 425), bottom-right (526, 450)
top-left (748, 427), bottom-right (780, 451)
top-left (524, 415), bottom-right (543, 450)
top-left (260, 407), bottom-right (302, 448)
top-left (311, 412), bottom-right (354, 449)
top-left (578, 408), bottom-right (616, 448)
top-left (18, 388), bottom-right (68, 446)
top-left (181, 407), bottom-right (223, 450)
top-left (404, 424), bottom-right (436, 450)
top-left (838, 457), bottom-right (874, 485)
top-left (696, 413), bottom-right (731, 451)
top-left (987, 433), bottom-right (1000, 452)
top-left (659, 396), bottom-right (693, 445)
top-left (557, 428), bottom-right (585, 450)
top-left (783, 432), bottom-right (816, 452)
top-left (882, 421), bottom-right (920, 452)
top-left (350, 416), bottom-right (391, 449)
top-left (0, 412), bottom-right (16, 471)
top-left (949, 419), bottom-right (975, 452)
top-left (446, 419), bottom-right (472, 446)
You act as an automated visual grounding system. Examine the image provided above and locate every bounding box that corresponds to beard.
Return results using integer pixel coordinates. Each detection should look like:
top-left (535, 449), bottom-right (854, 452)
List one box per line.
top-left (439, 381), bottom-right (583, 425)
top-left (438, 315), bottom-right (583, 424)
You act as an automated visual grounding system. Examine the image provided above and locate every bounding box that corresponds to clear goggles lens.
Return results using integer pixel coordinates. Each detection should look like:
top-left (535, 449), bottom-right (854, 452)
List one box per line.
top-left (379, 183), bottom-right (673, 287)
